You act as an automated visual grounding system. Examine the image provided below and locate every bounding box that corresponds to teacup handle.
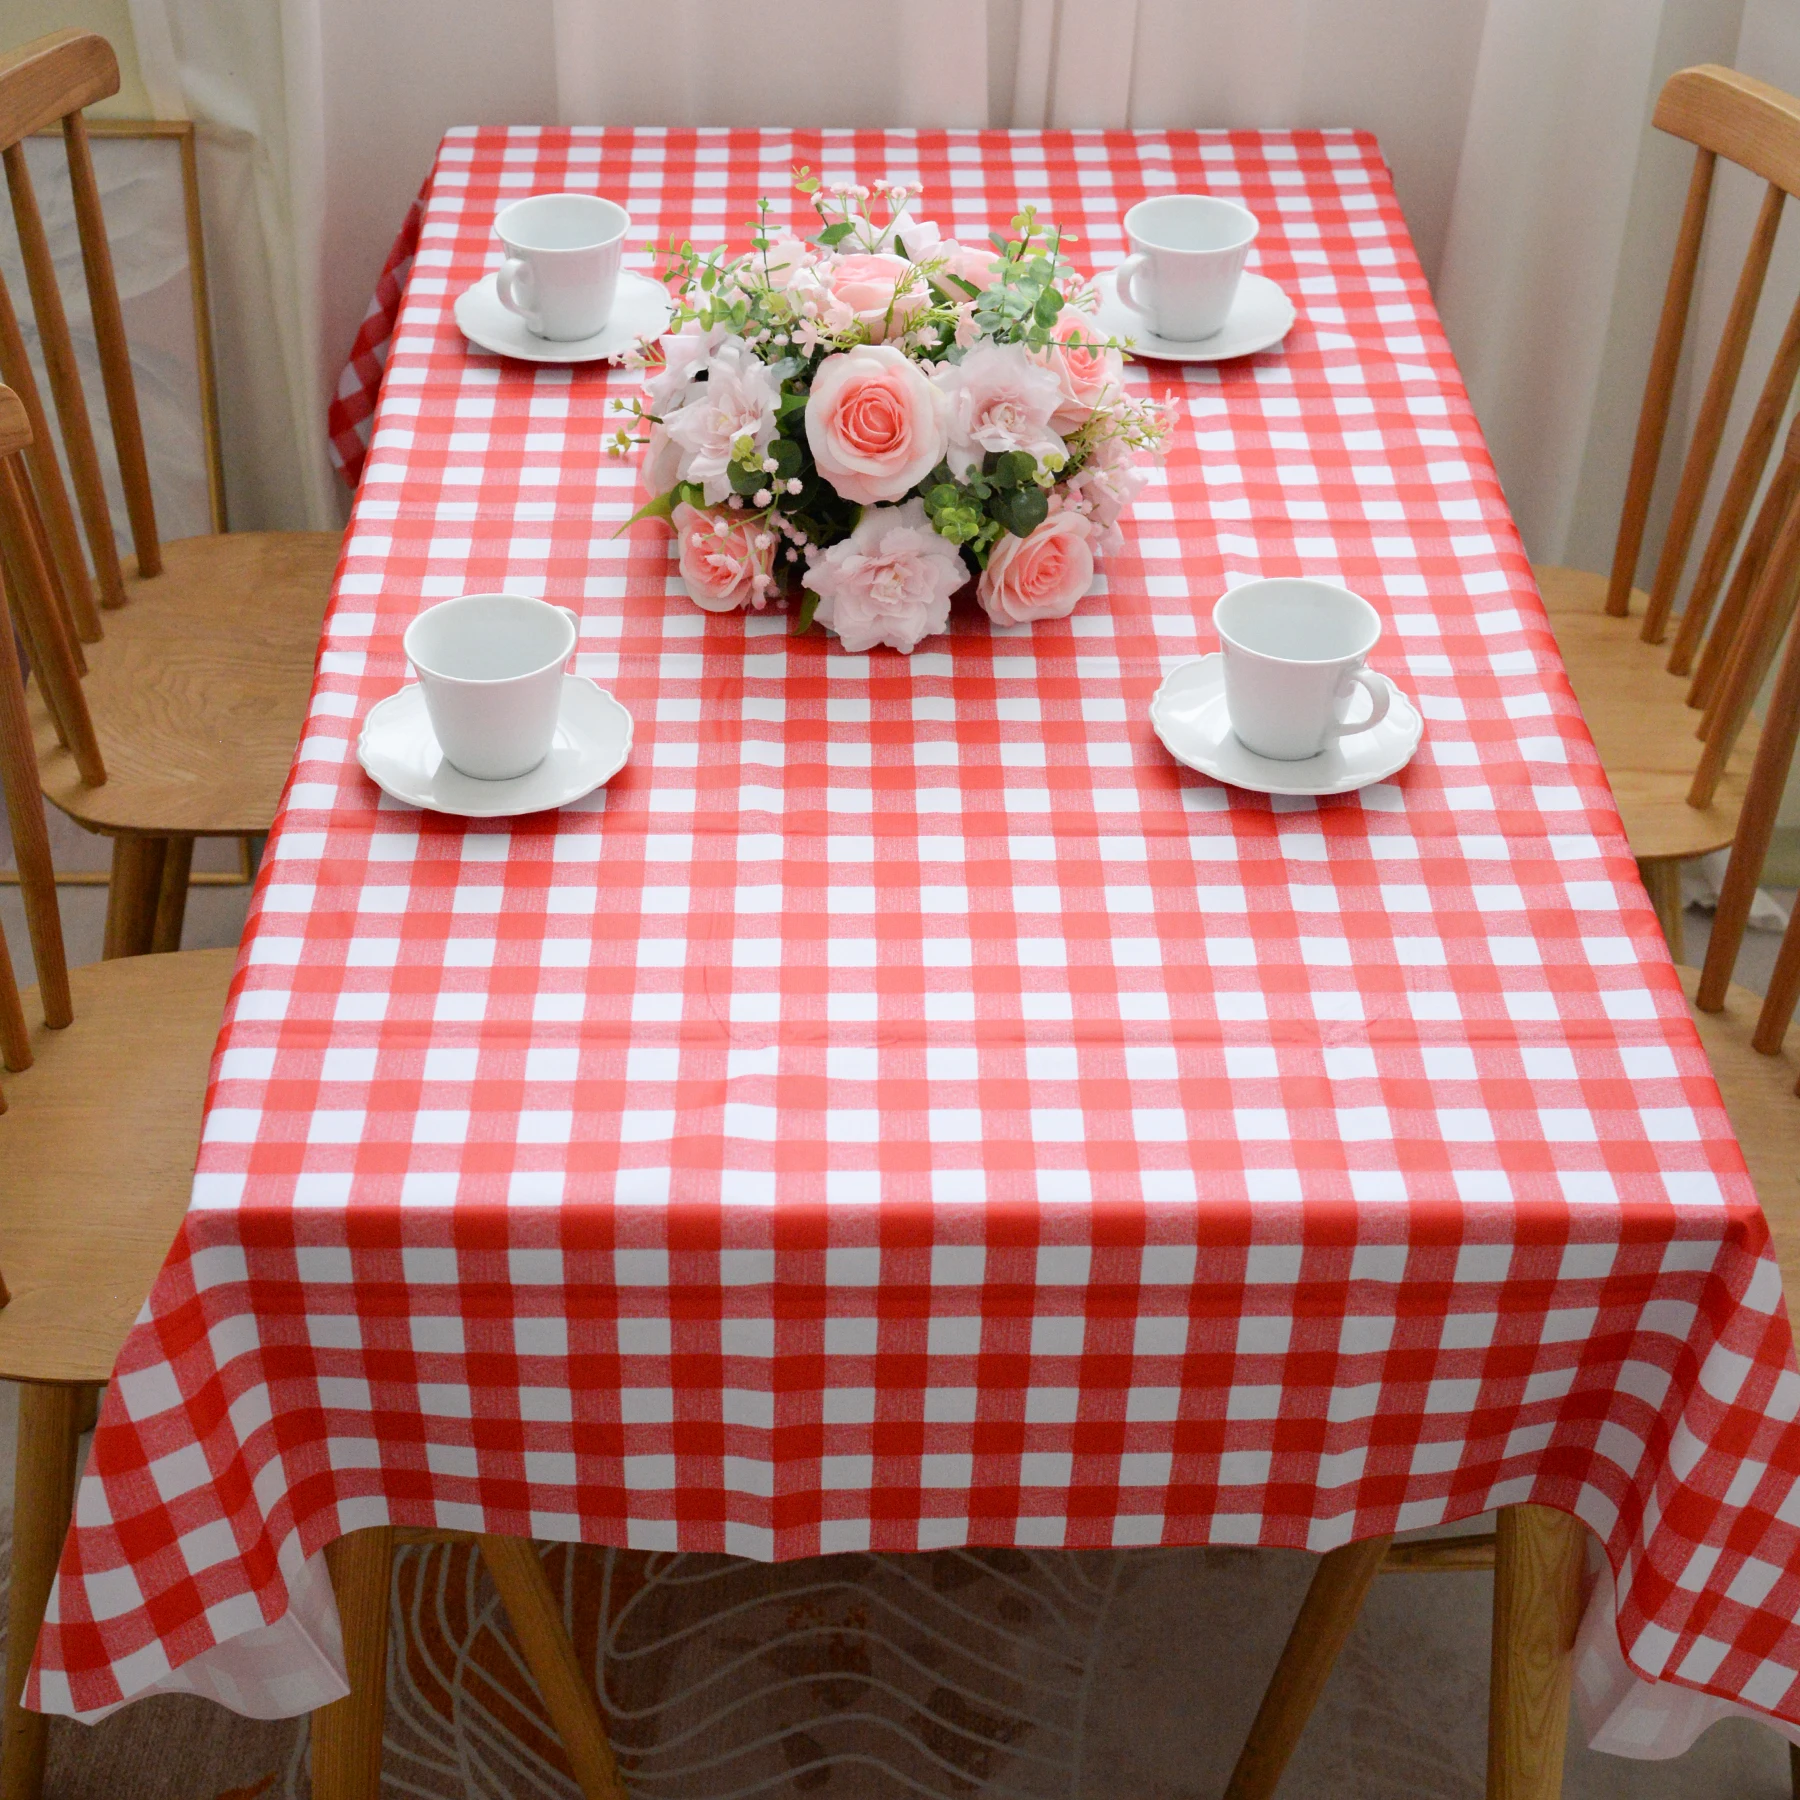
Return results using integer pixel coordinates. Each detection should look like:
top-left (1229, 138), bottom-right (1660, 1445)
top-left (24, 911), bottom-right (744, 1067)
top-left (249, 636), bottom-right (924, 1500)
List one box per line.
top-left (1115, 253), bottom-right (1153, 318)
top-left (496, 256), bottom-right (542, 331)
top-left (1322, 668), bottom-right (1391, 742)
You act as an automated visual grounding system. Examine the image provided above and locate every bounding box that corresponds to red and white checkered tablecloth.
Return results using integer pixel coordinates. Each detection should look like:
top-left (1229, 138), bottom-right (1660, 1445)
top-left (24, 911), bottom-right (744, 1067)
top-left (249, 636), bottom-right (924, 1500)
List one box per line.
top-left (29, 127), bottom-right (1800, 1756)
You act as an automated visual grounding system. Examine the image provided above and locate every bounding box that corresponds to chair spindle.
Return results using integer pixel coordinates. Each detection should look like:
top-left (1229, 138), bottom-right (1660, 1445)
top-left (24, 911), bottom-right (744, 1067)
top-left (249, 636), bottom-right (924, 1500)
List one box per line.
top-left (1643, 179), bottom-right (1786, 644)
top-left (59, 112), bottom-right (158, 578)
top-left (1, 141), bottom-right (123, 610)
top-left (0, 271), bottom-right (98, 644)
top-left (1607, 147), bottom-right (1715, 618)
top-left (1668, 285), bottom-right (1800, 678)
top-left (0, 455), bottom-right (103, 786)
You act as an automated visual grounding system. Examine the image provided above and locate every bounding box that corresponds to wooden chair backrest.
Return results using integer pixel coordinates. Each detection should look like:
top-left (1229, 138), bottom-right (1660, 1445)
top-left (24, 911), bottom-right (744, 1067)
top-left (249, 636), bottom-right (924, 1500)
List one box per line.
top-left (0, 388), bottom-right (104, 788)
top-left (1606, 65), bottom-right (1800, 693)
top-left (1698, 405), bottom-right (1800, 1045)
top-left (0, 28), bottom-right (160, 649)
top-left (0, 387), bottom-right (74, 1103)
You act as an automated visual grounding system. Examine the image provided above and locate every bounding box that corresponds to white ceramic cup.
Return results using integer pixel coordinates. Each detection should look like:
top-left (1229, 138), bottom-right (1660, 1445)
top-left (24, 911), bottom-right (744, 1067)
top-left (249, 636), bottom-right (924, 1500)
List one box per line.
top-left (1212, 577), bottom-right (1392, 762)
top-left (403, 593), bottom-right (578, 780)
top-left (1114, 194), bottom-right (1258, 341)
top-left (493, 193), bottom-right (630, 341)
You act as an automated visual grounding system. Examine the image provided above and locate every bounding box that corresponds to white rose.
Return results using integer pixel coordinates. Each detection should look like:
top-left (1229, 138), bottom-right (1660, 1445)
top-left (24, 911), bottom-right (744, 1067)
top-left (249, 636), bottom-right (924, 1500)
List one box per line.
top-left (661, 338), bottom-right (782, 504)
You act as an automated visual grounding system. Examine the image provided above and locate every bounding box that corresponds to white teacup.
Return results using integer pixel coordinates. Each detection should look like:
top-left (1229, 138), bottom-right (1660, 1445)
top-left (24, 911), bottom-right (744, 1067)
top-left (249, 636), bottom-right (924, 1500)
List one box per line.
top-left (1213, 578), bottom-right (1392, 762)
top-left (1115, 194), bottom-right (1258, 341)
top-left (494, 192), bottom-right (630, 341)
top-left (404, 593), bottom-right (578, 780)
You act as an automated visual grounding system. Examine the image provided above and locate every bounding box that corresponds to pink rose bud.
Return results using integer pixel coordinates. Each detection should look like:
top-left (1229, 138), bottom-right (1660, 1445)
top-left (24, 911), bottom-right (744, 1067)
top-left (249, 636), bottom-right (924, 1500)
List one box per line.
top-left (672, 501), bottom-right (776, 614)
top-left (823, 252), bottom-right (928, 343)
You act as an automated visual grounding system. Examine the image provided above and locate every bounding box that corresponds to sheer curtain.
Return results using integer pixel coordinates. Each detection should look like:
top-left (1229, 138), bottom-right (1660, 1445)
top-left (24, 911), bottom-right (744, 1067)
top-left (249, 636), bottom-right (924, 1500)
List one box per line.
top-left (117, 0), bottom-right (1780, 581)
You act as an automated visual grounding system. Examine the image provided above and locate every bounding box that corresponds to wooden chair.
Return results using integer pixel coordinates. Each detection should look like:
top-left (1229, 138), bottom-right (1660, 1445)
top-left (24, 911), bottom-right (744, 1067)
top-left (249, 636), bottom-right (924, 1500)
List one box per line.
top-left (0, 379), bottom-right (239, 1800)
top-left (1688, 482), bottom-right (1800, 1310)
top-left (0, 389), bottom-right (630, 1800)
top-left (1223, 408), bottom-right (1800, 1800)
top-left (1532, 64), bottom-right (1800, 962)
top-left (0, 28), bottom-right (339, 959)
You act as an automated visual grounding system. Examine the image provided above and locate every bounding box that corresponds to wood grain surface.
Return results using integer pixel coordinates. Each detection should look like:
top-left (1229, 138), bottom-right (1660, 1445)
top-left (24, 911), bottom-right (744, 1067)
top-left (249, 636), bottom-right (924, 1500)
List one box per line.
top-left (28, 531), bottom-right (338, 836)
top-left (0, 948), bottom-right (233, 1384)
top-left (1535, 564), bottom-right (1752, 863)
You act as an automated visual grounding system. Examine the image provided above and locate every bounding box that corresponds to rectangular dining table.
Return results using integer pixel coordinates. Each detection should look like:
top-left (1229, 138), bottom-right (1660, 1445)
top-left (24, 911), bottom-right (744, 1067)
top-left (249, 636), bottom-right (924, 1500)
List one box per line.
top-left (27, 123), bottom-right (1800, 1790)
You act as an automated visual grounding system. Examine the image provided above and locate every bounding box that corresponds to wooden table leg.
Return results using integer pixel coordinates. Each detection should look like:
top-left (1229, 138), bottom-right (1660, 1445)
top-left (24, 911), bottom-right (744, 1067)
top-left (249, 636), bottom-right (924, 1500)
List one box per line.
top-left (1222, 1534), bottom-right (1393, 1800)
top-left (479, 1536), bottom-right (627, 1800)
top-left (102, 836), bottom-right (166, 960)
top-left (2, 1381), bottom-right (82, 1800)
top-left (311, 1527), bottom-right (395, 1800)
top-left (1639, 857), bottom-right (1685, 963)
top-left (150, 836), bottom-right (194, 954)
top-left (1489, 1504), bottom-right (1586, 1800)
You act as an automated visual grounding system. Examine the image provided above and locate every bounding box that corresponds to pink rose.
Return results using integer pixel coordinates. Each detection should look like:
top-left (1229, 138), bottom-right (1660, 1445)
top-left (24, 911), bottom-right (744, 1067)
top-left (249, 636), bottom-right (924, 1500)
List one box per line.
top-left (822, 252), bottom-right (926, 342)
top-left (939, 240), bottom-right (1002, 293)
top-left (933, 341), bottom-right (1066, 481)
top-left (901, 221), bottom-right (1001, 295)
top-left (803, 499), bottom-right (966, 654)
top-left (1040, 312), bottom-right (1124, 433)
top-left (672, 502), bottom-right (775, 613)
top-left (978, 509), bottom-right (1096, 626)
top-left (805, 343), bottom-right (948, 505)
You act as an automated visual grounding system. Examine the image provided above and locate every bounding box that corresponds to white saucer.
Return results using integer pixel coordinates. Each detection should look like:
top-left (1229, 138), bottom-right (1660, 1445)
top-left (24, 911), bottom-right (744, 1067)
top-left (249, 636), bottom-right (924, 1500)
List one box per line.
top-left (453, 269), bottom-right (672, 365)
top-left (1150, 653), bottom-right (1421, 796)
top-left (357, 675), bottom-right (633, 816)
top-left (1094, 270), bottom-right (1296, 362)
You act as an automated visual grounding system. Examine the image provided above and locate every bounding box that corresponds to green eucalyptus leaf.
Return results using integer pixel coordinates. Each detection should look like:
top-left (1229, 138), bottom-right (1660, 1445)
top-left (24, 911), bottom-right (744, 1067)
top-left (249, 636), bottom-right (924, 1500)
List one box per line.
top-left (816, 221), bottom-right (856, 247)
top-left (729, 460), bottom-right (766, 496)
top-left (771, 438), bottom-right (803, 480)
top-left (994, 484), bottom-right (1049, 538)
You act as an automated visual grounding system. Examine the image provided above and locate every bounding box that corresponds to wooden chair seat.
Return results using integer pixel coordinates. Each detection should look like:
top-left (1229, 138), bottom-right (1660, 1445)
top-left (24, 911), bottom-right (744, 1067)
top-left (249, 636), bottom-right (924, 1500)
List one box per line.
top-left (1679, 963), bottom-right (1800, 1318)
top-left (0, 947), bottom-right (233, 1385)
top-left (1535, 562), bottom-right (1753, 863)
top-left (26, 531), bottom-right (338, 837)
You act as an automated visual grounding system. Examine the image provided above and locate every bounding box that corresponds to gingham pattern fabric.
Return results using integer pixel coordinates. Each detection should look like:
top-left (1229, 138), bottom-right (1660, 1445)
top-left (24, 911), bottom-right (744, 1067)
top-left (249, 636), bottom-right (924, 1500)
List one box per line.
top-left (30, 129), bottom-right (1800, 1742)
top-left (326, 192), bottom-right (423, 487)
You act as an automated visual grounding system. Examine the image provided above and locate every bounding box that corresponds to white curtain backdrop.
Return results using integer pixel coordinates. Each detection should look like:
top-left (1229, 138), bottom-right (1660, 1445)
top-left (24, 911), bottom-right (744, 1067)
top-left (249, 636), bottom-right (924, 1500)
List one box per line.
top-left (112, 0), bottom-right (1789, 577)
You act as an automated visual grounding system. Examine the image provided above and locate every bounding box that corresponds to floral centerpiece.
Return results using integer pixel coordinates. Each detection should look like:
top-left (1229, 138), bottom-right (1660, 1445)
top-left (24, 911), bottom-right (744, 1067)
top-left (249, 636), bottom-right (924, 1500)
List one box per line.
top-left (615, 175), bottom-right (1169, 654)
